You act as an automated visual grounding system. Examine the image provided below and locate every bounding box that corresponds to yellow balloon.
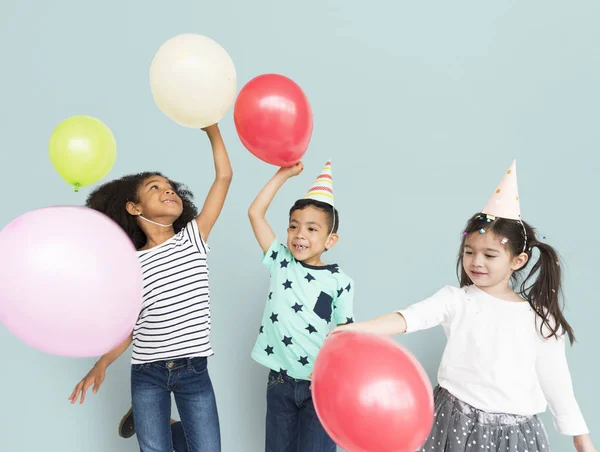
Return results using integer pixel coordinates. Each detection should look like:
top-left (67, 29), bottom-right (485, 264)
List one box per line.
top-left (48, 116), bottom-right (117, 192)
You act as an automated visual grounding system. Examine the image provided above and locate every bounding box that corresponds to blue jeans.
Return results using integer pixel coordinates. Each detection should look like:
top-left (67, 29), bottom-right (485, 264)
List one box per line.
top-left (265, 370), bottom-right (336, 452)
top-left (131, 357), bottom-right (220, 452)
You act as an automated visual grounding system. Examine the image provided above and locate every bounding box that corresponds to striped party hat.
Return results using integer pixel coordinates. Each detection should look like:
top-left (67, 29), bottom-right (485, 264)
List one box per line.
top-left (304, 160), bottom-right (334, 206)
top-left (481, 159), bottom-right (521, 220)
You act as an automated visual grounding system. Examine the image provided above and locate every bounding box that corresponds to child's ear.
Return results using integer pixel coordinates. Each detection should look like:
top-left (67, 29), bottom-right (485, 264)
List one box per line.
top-left (511, 252), bottom-right (529, 271)
top-left (325, 233), bottom-right (339, 251)
top-left (126, 201), bottom-right (141, 217)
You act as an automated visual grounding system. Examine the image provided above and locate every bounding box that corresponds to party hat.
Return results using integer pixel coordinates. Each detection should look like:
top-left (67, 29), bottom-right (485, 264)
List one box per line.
top-left (481, 160), bottom-right (521, 220)
top-left (304, 160), bottom-right (334, 206)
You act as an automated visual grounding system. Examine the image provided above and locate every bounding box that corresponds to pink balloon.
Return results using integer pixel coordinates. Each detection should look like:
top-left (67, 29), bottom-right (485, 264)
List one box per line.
top-left (0, 206), bottom-right (142, 357)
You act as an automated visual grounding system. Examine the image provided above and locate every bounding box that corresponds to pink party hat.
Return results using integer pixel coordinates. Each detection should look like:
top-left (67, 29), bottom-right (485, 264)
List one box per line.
top-left (304, 160), bottom-right (334, 206)
top-left (481, 160), bottom-right (521, 220)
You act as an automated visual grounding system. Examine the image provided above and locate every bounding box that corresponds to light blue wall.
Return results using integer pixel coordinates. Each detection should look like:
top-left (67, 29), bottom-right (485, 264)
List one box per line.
top-left (0, 1), bottom-right (597, 450)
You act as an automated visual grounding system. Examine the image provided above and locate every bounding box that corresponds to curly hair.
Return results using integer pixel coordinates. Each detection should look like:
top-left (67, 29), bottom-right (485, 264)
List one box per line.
top-left (85, 172), bottom-right (198, 250)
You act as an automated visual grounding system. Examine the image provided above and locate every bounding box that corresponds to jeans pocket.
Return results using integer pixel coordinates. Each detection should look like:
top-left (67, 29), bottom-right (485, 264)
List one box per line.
top-left (189, 357), bottom-right (208, 375)
top-left (267, 372), bottom-right (283, 389)
top-left (132, 363), bottom-right (149, 372)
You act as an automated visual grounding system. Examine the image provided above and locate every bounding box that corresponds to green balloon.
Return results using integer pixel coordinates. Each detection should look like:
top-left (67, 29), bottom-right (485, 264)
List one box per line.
top-left (49, 116), bottom-right (117, 192)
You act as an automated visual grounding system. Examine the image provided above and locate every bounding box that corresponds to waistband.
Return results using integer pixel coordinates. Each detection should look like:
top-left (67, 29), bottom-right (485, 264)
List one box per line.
top-left (132, 356), bottom-right (207, 370)
top-left (269, 369), bottom-right (309, 383)
top-left (437, 386), bottom-right (535, 427)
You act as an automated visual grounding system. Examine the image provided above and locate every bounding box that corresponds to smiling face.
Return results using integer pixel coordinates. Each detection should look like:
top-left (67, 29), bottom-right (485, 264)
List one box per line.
top-left (131, 176), bottom-right (183, 222)
top-left (462, 231), bottom-right (526, 290)
top-left (287, 205), bottom-right (338, 266)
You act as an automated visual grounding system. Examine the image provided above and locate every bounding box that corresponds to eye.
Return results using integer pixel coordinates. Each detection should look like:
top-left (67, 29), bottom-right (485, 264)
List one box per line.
top-left (464, 251), bottom-right (473, 255)
top-left (485, 254), bottom-right (497, 259)
top-left (308, 227), bottom-right (317, 232)
top-left (288, 225), bottom-right (297, 230)
top-left (150, 185), bottom-right (159, 190)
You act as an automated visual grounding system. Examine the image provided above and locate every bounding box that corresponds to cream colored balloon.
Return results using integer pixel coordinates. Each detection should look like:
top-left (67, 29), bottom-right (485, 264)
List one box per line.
top-left (150, 34), bottom-right (237, 128)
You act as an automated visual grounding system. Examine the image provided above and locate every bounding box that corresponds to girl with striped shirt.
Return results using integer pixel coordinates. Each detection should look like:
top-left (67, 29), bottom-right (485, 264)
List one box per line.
top-left (68, 124), bottom-right (232, 452)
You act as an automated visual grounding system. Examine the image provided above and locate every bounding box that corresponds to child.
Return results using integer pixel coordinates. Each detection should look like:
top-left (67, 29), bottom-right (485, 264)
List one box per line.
top-left (67, 124), bottom-right (232, 452)
top-left (333, 160), bottom-right (595, 452)
top-left (248, 161), bottom-right (354, 452)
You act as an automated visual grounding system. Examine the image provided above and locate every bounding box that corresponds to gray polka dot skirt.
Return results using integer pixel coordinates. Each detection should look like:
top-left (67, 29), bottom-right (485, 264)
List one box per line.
top-left (419, 386), bottom-right (551, 452)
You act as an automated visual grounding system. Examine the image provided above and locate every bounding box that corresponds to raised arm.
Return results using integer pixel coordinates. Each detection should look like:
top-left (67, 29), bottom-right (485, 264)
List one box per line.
top-left (248, 162), bottom-right (303, 253)
top-left (195, 124), bottom-right (233, 242)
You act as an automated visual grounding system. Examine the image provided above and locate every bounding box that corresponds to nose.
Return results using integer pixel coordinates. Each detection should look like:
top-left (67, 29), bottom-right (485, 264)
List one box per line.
top-left (165, 188), bottom-right (175, 196)
top-left (472, 253), bottom-right (484, 267)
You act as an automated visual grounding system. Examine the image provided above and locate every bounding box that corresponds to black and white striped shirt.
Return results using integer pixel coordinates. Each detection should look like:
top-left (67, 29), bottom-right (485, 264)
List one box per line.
top-left (131, 220), bottom-right (213, 363)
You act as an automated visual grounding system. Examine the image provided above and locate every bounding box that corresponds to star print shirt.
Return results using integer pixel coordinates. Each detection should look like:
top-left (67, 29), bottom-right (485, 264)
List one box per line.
top-left (397, 284), bottom-right (589, 436)
top-left (251, 239), bottom-right (354, 380)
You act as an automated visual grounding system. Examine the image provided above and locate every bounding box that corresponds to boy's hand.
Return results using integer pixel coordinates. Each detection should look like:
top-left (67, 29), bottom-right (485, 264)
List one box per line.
top-left (248, 161), bottom-right (303, 254)
top-left (278, 162), bottom-right (304, 178)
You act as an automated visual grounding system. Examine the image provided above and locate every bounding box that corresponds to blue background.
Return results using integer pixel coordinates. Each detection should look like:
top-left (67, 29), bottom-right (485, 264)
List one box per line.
top-left (0, 1), bottom-right (597, 450)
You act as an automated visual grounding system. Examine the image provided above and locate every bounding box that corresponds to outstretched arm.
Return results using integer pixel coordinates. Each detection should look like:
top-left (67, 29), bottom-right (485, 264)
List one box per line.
top-left (195, 124), bottom-right (233, 242)
top-left (335, 312), bottom-right (407, 336)
top-left (248, 162), bottom-right (303, 253)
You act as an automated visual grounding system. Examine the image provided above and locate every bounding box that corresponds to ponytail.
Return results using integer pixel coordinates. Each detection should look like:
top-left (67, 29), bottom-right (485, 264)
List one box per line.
top-left (520, 241), bottom-right (575, 344)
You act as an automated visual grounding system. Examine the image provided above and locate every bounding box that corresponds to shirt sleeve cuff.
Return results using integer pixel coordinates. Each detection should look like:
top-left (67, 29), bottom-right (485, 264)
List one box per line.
top-left (187, 219), bottom-right (209, 253)
top-left (396, 309), bottom-right (417, 333)
top-left (261, 238), bottom-right (281, 267)
top-left (554, 413), bottom-right (589, 436)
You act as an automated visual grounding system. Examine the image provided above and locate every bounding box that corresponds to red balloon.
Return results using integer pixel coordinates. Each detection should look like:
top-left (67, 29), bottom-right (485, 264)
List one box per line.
top-left (234, 74), bottom-right (313, 167)
top-left (312, 331), bottom-right (434, 452)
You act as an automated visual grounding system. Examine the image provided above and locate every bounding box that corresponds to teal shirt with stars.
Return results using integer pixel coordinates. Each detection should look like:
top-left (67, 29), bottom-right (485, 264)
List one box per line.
top-left (251, 239), bottom-right (355, 380)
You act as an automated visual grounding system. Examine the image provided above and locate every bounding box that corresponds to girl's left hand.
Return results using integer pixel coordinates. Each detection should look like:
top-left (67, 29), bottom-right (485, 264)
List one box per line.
top-left (201, 123), bottom-right (219, 133)
top-left (307, 325), bottom-right (353, 390)
top-left (574, 434), bottom-right (596, 452)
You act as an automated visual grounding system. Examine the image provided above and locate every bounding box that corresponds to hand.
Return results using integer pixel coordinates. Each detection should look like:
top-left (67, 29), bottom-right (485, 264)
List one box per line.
top-left (330, 323), bottom-right (352, 336)
top-left (68, 363), bottom-right (107, 404)
top-left (574, 434), bottom-right (596, 452)
top-left (201, 123), bottom-right (219, 133)
top-left (278, 162), bottom-right (304, 178)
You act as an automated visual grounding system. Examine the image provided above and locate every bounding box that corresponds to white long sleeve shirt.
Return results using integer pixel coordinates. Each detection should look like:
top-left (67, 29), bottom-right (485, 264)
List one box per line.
top-left (397, 285), bottom-right (588, 435)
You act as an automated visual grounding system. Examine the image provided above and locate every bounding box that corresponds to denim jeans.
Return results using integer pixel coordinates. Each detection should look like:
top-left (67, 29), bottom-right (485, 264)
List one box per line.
top-left (265, 370), bottom-right (336, 452)
top-left (131, 357), bottom-right (220, 452)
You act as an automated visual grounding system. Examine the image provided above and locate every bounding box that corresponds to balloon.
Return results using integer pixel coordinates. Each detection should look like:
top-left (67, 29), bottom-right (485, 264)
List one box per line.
top-left (48, 116), bottom-right (117, 192)
top-left (150, 34), bottom-right (237, 128)
top-left (311, 331), bottom-right (434, 452)
top-left (234, 74), bottom-right (313, 167)
top-left (0, 206), bottom-right (142, 357)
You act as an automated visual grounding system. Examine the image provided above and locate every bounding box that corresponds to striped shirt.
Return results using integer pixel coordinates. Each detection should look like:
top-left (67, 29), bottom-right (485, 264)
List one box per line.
top-left (131, 220), bottom-right (213, 364)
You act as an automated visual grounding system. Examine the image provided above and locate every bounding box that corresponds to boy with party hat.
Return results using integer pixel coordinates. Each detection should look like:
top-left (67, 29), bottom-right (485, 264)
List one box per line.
top-left (248, 160), bottom-right (354, 452)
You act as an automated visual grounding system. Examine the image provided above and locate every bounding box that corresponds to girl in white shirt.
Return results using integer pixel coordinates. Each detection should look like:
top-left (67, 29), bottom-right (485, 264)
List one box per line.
top-left (336, 162), bottom-right (595, 452)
